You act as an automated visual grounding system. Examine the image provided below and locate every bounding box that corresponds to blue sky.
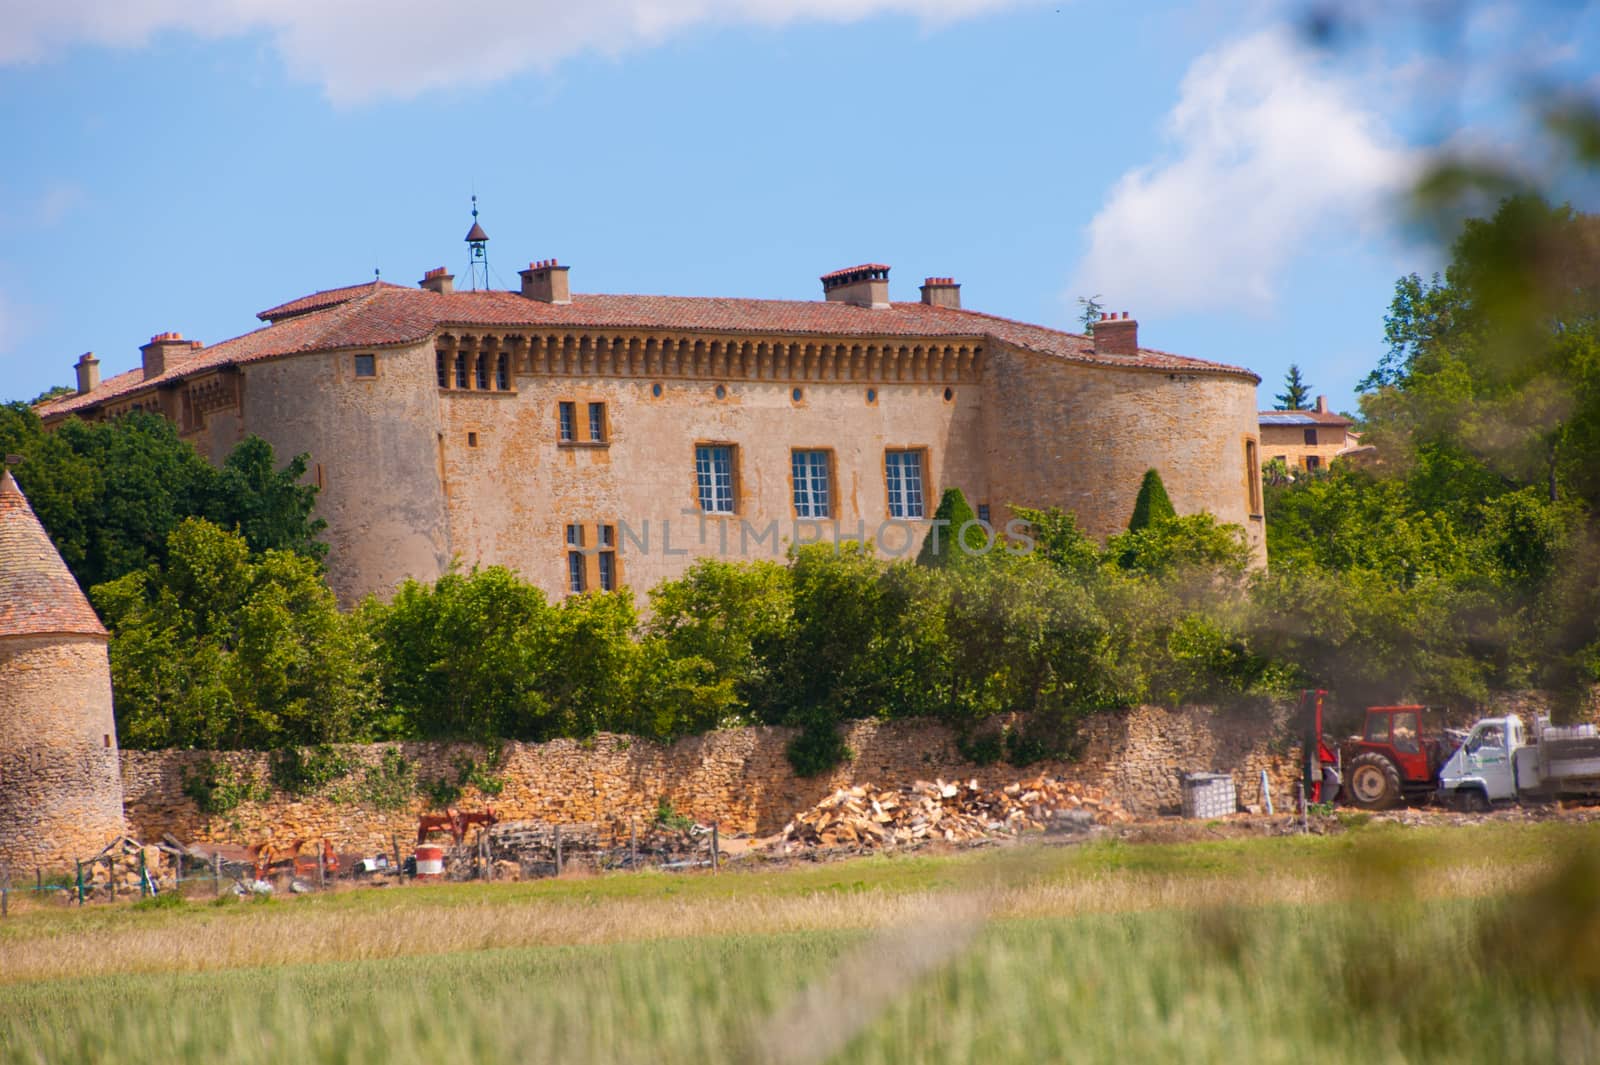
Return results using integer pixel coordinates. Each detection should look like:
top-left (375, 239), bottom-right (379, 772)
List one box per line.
top-left (1, 1), bottom-right (1595, 413)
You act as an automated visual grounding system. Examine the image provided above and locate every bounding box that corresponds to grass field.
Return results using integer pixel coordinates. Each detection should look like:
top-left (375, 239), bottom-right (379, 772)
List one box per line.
top-left (3, 819), bottom-right (1599, 1064)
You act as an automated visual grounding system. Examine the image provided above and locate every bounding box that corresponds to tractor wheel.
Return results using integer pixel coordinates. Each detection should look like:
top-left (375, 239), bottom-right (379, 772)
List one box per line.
top-left (1346, 752), bottom-right (1402, 811)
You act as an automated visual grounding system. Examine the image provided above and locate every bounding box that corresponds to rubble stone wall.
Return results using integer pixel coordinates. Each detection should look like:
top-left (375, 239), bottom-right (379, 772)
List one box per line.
top-left (118, 705), bottom-right (1302, 858)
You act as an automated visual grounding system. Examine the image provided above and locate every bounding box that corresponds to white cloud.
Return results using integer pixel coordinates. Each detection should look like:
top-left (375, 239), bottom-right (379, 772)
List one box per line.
top-left (1070, 28), bottom-right (1417, 317)
top-left (0, 0), bottom-right (1032, 104)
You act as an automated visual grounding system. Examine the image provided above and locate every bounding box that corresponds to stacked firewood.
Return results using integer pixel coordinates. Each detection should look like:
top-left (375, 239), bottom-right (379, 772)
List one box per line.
top-left (779, 777), bottom-right (1126, 849)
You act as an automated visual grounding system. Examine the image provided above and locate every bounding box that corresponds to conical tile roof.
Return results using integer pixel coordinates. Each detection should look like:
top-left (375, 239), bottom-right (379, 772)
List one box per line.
top-left (0, 469), bottom-right (107, 638)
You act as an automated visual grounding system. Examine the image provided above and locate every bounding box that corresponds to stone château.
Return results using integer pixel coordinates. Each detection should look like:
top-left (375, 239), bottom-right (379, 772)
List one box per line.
top-left (38, 241), bottom-right (1266, 604)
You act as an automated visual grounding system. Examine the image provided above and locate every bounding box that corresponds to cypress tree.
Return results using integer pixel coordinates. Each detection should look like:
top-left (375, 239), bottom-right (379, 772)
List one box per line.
top-left (1128, 469), bottom-right (1175, 532)
top-left (917, 487), bottom-right (983, 567)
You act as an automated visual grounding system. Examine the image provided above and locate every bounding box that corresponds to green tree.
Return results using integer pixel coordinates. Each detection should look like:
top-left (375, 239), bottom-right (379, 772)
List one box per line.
top-left (0, 405), bottom-right (328, 588)
top-left (362, 566), bottom-right (554, 741)
top-left (1077, 294), bottom-right (1104, 335)
top-left (916, 486), bottom-right (986, 568)
top-left (92, 519), bottom-right (376, 749)
top-left (1127, 468), bottom-right (1176, 532)
top-left (1275, 364), bottom-right (1313, 410)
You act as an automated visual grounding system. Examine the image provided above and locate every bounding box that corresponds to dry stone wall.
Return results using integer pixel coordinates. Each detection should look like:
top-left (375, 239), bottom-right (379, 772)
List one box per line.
top-left (119, 705), bottom-right (1301, 858)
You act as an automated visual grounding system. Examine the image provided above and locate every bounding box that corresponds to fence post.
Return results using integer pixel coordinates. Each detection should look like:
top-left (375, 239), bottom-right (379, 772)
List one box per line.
top-left (317, 847), bottom-right (326, 892)
top-left (1298, 781), bottom-right (1308, 833)
top-left (212, 852), bottom-right (222, 897)
top-left (554, 825), bottom-right (563, 876)
top-left (392, 835), bottom-right (403, 881)
top-left (711, 824), bottom-right (719, 874)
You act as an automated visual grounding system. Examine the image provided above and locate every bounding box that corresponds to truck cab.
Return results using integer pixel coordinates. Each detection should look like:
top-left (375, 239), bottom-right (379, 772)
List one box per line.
top-left (1438, 715), bottom-right (1525, 807)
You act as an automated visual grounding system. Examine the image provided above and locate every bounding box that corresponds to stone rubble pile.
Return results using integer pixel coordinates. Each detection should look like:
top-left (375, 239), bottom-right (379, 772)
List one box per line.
top-left (779, 776), bottom-right (1130, 849)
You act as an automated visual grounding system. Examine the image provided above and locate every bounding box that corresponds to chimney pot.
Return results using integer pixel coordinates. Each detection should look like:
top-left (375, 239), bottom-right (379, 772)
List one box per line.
top-left (821, 263), bottom-right (891, 309)
top-left (919, 275), bottom-right (961, 310)
top-left (520, 259), bottom-right (571, 303)
top-left (1093, 313), bottom-right (1139, 357)
top-left (1315, 395), bottom-right (1328, 414)
top-left (74, 352), bottom-right (100, 395)
top-left (140, 331), bottom-right (193, 381)
top-left (420, 268), bottom-right (454, 294)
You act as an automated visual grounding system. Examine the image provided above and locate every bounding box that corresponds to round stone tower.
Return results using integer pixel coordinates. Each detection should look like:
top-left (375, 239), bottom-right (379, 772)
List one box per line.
top-left (0, 468), bottom-right (126, 873)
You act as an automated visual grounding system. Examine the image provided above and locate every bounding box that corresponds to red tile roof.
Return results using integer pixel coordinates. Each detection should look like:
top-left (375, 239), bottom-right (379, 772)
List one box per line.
top-left (257, 280), bottom-right (406, 322)
top-left (37, 283), bottom-right (1258, 420)
top-left (0, 470), bottom-right (107, 639)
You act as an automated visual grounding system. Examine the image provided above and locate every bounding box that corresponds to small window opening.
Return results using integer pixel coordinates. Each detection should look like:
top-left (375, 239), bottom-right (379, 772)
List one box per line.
top-left (467, 431), bottom-right (478, 448)
top-left (977, 503), bottom-right (991, 524)
top-left (354, 353), bottom-right (376, 378)
top-left (598, 524), bottom-right (617, 591)
top-left (866, 388), bottom-right (878, 405)
top-left (792, 387), bottom-right (804, 403)
top-left (1304, 428), bottom-right (1318, 446)
top-left (943, 387), bottom-right (954, 402)
top-left (651, 382), bottom-right (663, 398)
top-left (103, 734), bottom-right (111, 748)
top-left (714, 384), bottom-right (727, 400)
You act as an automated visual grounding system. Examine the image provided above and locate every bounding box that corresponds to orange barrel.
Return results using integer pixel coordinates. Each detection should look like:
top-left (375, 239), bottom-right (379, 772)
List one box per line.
top-left (415, 845), bottom-right (445, 879)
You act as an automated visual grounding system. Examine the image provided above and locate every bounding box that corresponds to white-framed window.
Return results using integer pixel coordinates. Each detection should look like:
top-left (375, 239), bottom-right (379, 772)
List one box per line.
top-left (792, 450), bottom-right (831, 519)
top-left (885, 449), bottom-right (926, 519)
top-left (597, 524), bottom-right (616, 590)
top-left (588, 402), bottom-right (607, 442)
top-left (558, 402), bottom-right (575, 442)
top-left (696, 445), bottom-right (735, 514)
top-left (565, 524), bottom-right (586, 593)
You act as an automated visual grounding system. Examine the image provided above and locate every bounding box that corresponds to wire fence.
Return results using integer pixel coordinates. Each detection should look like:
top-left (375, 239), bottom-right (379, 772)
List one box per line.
top-left (0, 820), bottom-right (729, 914)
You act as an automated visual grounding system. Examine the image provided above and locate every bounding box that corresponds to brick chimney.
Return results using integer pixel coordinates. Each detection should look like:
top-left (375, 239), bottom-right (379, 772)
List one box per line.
top-left (919, 277), bottom-right (961, 310)
top-left (419, 267), bottom-right (454, 295)
top-left (519, 260), bottom-right (571, 304)
top-left (140, 332), bottom-right (194, 380)
top-left (1093, 312), bottom-right (1138, 356)
top-left (1314, 395), bottom-right (1329, 414)
top-left (821, 264), bottom-right (891, 309)
top-left (74, 352), bottom-right (100, 395)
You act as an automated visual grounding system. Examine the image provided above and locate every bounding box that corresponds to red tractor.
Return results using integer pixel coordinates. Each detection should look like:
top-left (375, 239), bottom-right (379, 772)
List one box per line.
top-left (1299, 690), bottom-right (1460, 810)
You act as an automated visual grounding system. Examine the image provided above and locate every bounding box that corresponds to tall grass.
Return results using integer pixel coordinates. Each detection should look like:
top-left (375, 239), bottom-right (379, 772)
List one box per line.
top-left (3, 824), bottom-right (1598, 1064)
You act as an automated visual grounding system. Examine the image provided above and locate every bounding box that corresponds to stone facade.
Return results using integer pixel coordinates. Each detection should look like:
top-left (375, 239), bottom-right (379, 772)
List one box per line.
top-left (118, 706), bottom-right (1302, 858)
top-left (38, 257), bottom-right (1266, 605)
top-left (1259, 397), bottom-right (1359, 474)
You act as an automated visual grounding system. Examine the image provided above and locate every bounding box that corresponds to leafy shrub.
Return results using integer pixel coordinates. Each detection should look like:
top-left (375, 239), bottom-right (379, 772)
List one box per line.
top-left (181, 758), bottom-right (265, 815)
top-left (786, 723), bottom-right (852, 777)
top-left (358, 748), bottom-right (416, 810)
top-left (269, 744), bottom-right (353, 796)
top-left (654, 796), bottom-right (694, 832)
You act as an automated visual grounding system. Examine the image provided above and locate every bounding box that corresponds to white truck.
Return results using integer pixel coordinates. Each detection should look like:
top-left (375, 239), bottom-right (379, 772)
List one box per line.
top-left (1437, 714), bottom-right (1600, 809)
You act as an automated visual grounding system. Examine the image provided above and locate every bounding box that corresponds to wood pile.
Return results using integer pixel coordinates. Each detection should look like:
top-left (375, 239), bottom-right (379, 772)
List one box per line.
top-left (779, 777), bottom-right (1127, 849)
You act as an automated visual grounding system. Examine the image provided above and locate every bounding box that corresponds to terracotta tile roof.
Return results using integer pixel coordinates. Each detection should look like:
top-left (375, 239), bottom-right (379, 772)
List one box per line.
top-left (0, 470), bottom-right (107, 639)
top-left (37, 283), bottom-right (1259, 420)
top-left (1259, 409), bottom-right (1352, 427)
top-left (257, 280), bottom-right (406, 322)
